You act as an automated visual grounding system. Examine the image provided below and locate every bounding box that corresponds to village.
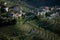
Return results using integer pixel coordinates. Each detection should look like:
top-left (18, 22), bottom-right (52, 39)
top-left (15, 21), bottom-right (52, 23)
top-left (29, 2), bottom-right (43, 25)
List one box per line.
top-left (0, 2), bottom-right (60, 25)
top-left (0, 1), bottom-right (60, 40)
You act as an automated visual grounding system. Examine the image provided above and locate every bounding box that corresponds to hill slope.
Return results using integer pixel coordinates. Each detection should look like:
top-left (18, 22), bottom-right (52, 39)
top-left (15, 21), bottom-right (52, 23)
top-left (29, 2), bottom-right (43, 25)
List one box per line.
top-left (21, 0), bottom-right (60, 7)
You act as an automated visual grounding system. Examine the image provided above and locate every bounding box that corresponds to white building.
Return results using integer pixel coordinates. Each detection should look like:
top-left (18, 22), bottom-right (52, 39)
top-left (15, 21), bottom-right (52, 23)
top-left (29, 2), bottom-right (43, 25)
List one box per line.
top-left (5, 7), bottom-right (9, 12)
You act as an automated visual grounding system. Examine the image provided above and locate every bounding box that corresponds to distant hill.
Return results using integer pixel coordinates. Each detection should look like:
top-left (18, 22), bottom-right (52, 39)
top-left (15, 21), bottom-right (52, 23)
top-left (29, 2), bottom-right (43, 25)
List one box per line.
top-left (21, 0), bottom-right (60, 8)
top-left (0, 0), bottom-right (60, 9)
top-left (0, 0), bottom-right (60, 8)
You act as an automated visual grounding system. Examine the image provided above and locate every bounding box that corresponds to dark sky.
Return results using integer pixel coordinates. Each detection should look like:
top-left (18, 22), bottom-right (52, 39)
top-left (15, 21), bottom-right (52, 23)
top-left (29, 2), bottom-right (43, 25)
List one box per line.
top-left (23, 0), bottom-right (60, 7)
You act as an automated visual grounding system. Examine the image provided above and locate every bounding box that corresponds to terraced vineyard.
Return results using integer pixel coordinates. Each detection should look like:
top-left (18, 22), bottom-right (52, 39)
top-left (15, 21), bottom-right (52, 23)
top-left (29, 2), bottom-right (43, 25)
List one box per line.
top-left (0, 0), bottom-right (60, 40)
top-left (0, 15), bottom-right (60, 40)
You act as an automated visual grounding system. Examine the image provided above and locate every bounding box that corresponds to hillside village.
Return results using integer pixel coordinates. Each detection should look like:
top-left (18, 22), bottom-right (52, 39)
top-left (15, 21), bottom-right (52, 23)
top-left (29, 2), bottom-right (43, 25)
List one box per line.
top-left (0, 1), bottom-right (60, 40)
top-left (0, 2), bottom-right (60, 20)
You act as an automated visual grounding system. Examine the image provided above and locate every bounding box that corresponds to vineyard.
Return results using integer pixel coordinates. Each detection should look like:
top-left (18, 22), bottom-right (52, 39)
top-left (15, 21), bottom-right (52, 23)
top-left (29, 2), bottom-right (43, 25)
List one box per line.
top-left (0, 0), bottom-right (60, 40)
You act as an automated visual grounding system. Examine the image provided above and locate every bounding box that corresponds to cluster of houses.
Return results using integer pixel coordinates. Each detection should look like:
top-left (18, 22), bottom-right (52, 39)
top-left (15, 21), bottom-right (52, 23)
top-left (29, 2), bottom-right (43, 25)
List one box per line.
top-left (0, 2), bottom-right (26, 19)
top-left (0, 2), bottom-right (27, 24)
top-left (0, 2), bottom-right (60, 20)
top-left (34, 6), bottom-right (60, 19)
